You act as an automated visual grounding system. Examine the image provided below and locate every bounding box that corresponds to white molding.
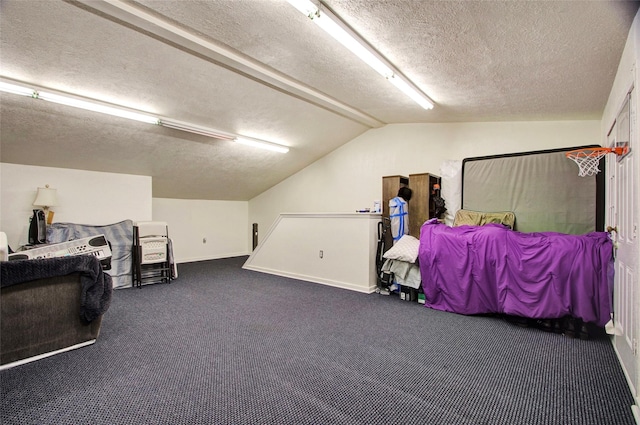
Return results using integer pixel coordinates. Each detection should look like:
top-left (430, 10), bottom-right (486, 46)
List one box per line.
top-left (612, 340), bottom-right (638, 398)
top-left (279, 212), bottom-right (383, 218)
top-left (243, 264), bottom-right (377, 294)
top-left (176, 251), bottom-right (251, 264)
top-left (0, 340), bottom-right (96, 371)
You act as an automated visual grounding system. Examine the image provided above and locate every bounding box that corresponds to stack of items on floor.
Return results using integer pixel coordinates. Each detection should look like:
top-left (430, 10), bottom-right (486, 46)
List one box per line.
top-left (379, 234), bottom-right (423, 302)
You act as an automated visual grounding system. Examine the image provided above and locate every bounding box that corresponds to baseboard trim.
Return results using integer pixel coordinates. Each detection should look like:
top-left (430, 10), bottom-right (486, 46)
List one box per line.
top-left (177, 252), bottom-right (250, 264)
top-left (243, 264), bottom-right (377, 294)
top-left (610, 337), bottom-right (639, 425)
top-left (0, 339), bottom-right (97, 371)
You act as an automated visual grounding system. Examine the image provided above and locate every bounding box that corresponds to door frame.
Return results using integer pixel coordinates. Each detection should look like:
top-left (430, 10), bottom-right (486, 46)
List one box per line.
top-left (607, 84), bottom-right (639, 422)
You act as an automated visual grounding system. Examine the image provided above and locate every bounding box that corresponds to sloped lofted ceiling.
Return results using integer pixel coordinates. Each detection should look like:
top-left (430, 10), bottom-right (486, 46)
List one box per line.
top-left (1, 0), bottom-right (638, 200)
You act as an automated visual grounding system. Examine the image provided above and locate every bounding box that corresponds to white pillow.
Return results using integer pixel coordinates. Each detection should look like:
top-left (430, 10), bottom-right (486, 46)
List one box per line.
top-left (383, 234), bottom-right (420, 263)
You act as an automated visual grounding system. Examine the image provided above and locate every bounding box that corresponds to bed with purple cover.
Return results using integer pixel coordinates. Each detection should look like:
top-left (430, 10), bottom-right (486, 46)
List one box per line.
top-left (418, 219), bottom-right (613, 326)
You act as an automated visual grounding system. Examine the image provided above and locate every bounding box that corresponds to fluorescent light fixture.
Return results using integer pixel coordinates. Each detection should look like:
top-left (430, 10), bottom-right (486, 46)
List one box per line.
top-left (0, 81), bottom-right (36, 97)
top-left (161, 122), bottom-right (289, 153)
top-left (159, 119), bottom-right (236, 140)
top-left (0, 77), bottom-right (158, 124)
top-left (287, 0), bottom-right (434, 110)
top-left (0, 77), bottom-right (289, 153)
top-left (235, 137), bottom-right (290, 153)
top-left (388, 75), bottom-right (434, 110)
top-left (311, 9), bottom-right (393, 77)
top-left (37, 91), bottom-right (159, 124)
top-left (287, 0), bottom-right (318, 17)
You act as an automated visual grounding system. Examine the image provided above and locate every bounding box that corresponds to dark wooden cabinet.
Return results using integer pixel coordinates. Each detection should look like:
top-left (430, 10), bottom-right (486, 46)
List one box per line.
top-left (382, 175), bottom-right (409, 218)
top-left (381, 175), bottom-right (409, 250)
top-left (381, 173), bottom-right (441, 242)
top-left (408, 173), bottom-right (441, 238)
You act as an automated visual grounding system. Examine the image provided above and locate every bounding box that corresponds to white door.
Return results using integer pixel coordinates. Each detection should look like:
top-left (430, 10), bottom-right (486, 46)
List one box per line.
top-left (607, 90), bottom-right (638, 403)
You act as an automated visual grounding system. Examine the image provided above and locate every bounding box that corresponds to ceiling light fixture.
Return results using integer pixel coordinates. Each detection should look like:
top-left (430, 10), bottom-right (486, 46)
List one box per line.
top-left (0, 77), bottom-right (289, 153)
top-left (158, 118), bottom-right (236, 141)
top-left (0, 81), bottom-right (37, 97)
top-left (37, 91), bottom-right (159, 124)
top-left (235, 137), bottom-right (290, 153)
top-left (387, 75), bottom-right (434, 111)
top-left (0, 78), bottom-right (158, 124)
top-left (286, 0), bottom-right (434, 110)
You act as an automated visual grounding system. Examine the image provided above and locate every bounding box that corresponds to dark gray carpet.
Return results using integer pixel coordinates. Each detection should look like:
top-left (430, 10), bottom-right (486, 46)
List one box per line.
top-left (1, 256), bottom-right (636, 425)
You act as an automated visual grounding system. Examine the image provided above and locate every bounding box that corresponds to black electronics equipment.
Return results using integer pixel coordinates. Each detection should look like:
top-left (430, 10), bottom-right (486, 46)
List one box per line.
top-left (9, 234), bottom-right (113, 270)
top-left (28, 209), bottom-right (46, 245)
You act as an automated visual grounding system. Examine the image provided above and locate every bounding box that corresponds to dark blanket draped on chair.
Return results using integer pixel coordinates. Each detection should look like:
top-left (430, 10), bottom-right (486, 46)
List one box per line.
top-left (1, 256), bottom-right (112, 322)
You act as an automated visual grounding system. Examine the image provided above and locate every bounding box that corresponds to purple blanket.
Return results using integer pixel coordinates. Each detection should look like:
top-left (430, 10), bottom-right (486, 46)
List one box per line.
top-left (418, 220), bottom-right (613, 326)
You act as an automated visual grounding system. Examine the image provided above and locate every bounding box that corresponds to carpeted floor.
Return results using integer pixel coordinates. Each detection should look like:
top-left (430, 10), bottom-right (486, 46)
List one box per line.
top-left (1, 256), bottom-right (636, 425)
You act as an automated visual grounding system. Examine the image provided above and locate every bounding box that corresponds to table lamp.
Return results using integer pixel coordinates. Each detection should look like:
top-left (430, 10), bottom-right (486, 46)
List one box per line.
top-left (33, 184), bottom-right (58, 225)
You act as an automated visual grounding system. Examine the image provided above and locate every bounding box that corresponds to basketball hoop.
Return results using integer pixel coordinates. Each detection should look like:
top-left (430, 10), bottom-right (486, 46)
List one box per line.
top-left (565, 146), bottom-right (627, 177)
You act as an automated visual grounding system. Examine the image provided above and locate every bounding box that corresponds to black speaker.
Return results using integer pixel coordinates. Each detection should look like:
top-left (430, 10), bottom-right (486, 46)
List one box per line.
top-left (252, 223), bottom-right (258, 250)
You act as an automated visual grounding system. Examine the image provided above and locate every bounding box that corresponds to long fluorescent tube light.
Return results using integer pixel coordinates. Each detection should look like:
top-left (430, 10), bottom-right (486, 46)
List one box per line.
top-left (235, 137), bottom-right (290, 153)
top-left (0, 78), bottom-right (158, 124)
top-left (287, 0), bottom-right (434, 110)
top-left (0, 81), bottom-right (37, 97)
top-left (287, 0), bottom-right (318, 17)
top-left (0, 77), bottom-right (289, 153)
top-left (387, 75), bottom-right (434, 110)
top-left (312, 9), bottom-right (393, 78)
top-left (37, 91), bottom-right (159, 124)
top-left (288, 0), bottom-right (391, 76)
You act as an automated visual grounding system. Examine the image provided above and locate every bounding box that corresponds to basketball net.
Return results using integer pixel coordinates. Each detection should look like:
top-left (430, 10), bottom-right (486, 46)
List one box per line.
top-left (565, 147), bottom-right (627, 177)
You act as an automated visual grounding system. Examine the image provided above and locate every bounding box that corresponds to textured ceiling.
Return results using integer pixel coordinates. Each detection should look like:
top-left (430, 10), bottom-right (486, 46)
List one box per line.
top-left (1, 0), bottom-right (638, 200)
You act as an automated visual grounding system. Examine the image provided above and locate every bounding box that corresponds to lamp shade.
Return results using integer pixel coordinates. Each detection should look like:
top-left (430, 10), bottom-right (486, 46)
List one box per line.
top-left (33, 186), bottom-right (58, 208)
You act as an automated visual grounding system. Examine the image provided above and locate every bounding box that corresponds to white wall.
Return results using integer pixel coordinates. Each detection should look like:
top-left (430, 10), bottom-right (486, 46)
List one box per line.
top-left (249, 120), bottom-right (601, 238)
top-left (152, 197), bottom-right (249, 263)
top-left (0, 163), bottom-right (152, 249)
top-left (244, 213), bottom-right (380, 293)
top-left (0, 164), bottom-right (251, 262)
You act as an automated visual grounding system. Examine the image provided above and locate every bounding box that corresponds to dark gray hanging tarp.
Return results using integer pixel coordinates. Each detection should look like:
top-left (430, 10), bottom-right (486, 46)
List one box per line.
top-left (462, 146), bottom-right (604, 234)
